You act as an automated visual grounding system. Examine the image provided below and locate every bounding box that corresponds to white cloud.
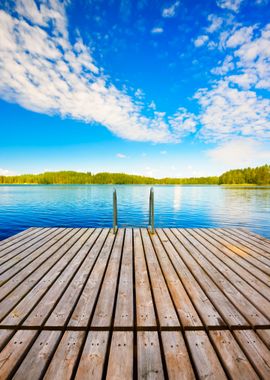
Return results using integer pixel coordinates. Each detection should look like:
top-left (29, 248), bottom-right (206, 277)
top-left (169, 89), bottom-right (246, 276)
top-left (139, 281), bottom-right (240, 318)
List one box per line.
top-left (160, 150), bottom-right (167, 155)
top-left (216, 0), bottom-right (244, 12)
top-left (226, 26), bottom-right (255, 48)
top-left (195, 80), bottom-right (270, 141)
top-left (151, 27), bottom-right (164, 34)
top-left (206, 14), bottom-right (223, 33)
top-left (211, 55), bottom-right (234, 75)
top-left (0, 1), bottom-right (196, 144)
top-left (162, 1), bottom-right (180, 18)
top-left (207, 138), bottom-right (270, 167)
top-left (194, 35), bottom-right (209, 47)
top-left (116, 153), bottom-right (127, 158)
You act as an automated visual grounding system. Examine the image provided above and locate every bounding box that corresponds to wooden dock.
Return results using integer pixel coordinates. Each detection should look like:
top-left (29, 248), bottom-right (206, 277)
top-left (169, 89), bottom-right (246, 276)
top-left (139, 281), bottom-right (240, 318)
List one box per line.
top-left (0, 227), bottom-right (270, 379)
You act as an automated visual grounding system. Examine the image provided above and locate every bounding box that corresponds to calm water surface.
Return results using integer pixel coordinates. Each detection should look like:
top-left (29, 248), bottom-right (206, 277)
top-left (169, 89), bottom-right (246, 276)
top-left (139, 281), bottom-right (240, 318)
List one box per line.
top-left (0, 185), bottom-right (270, 240)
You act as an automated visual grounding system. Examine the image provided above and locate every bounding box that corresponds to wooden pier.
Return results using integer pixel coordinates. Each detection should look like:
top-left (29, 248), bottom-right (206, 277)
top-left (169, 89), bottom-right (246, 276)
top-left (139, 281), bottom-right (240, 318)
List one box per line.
top-left (0, 227), bottom-right (270, 379)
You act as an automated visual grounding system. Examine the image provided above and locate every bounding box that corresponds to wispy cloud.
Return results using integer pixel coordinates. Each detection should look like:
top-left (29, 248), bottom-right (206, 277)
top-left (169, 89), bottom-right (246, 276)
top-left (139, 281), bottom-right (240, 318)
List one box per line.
top-left (216, 0), bottom-right (244, 13)
top-left (0, 0), bottom-right (196, 144)
top-left (116, 153), bottom-right (127, 158)
top-left (151, 27), bottom-right (164, 34)
top-left (194, 35), bottom-right (209, 47)
top-left (162, 1), bottom-right (180, 18)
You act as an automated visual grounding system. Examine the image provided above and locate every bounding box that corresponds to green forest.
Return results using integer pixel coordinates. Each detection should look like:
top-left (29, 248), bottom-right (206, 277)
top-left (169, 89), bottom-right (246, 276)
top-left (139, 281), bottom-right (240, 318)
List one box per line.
top-left (0, 164), bottom-right (269, 185)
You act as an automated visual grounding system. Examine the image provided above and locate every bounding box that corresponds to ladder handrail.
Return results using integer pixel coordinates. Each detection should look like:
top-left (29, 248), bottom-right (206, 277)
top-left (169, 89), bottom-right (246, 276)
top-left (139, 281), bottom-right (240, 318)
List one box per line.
top-left (148, 187), bottom-right (155, 234)
top-left (113, 188), bottom-right (118, 234)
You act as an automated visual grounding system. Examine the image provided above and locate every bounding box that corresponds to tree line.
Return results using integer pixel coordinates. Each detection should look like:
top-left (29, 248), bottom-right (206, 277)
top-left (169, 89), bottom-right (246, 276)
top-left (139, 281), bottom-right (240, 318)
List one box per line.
top-left (0, 165), bottom-right (269, 185)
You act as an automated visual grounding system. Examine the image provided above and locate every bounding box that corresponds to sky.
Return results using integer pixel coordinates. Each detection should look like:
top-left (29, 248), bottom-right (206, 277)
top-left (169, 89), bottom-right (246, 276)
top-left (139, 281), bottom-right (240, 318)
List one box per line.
top-left (0, 0), bottom-right (270, 178)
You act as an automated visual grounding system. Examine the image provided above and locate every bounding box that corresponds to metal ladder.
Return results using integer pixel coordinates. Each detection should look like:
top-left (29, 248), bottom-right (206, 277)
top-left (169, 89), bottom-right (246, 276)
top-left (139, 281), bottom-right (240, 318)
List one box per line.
top-left (113, 187), bottom-right (155, 234)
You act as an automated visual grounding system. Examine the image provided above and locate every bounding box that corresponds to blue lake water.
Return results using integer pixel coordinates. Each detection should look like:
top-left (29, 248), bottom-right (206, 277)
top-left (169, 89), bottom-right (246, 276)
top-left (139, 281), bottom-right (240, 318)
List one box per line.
top-left (0, 185), bottom-right (270, 240)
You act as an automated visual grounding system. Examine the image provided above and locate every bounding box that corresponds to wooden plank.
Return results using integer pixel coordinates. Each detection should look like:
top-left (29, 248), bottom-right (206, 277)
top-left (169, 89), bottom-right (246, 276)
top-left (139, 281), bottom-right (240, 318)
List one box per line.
top-left (174, 229), bottom-right (270, 328)
top-left (90, 229), bottom-right (124, 329)
top-left (0, 329), bottom-right (14, 351)
top-left (230, 228), bottom-right (270, 252)
top-left (207, 229), bottom-right (270, 275)
top-left (256, 329), bottom-right (270, 349)
top-left (114, 228), bottom-right (134, 328)
top-left (45, 229), bottom-right (112, 328)
top-left (186, 331), bottom-right (227, 380)
top-left (0, 228), bottom-right (46, 257)
top-left (150, 232), bottom-right (203, 329)
top-left (43, 331), bottom-right (85, 380)
top-left (8, 228), bottom-right (97, 328)
top-left (163, 228), bottom-right (246, 329)
top-left (191, 229), bottom-right (270, 302)
top-left (220, 229), bottom-right (270, 262)
top-left (0, 228), bottom-right (72, 296)
top-left (0, 228), bottom-right (86, 323)
top-left (12, 330), bottom-right (61, 380)
top-left (0, 228), bottom-right (35, 248)
top-left (161, 331), bottom-right (195, 380)
top-left (0, 330), bottom-right (37, 379)
top-left (134, 228), bottom-right (156, 328)
top-left (234, 330), bottom-right (270, 379)
top-left (196, 229), bottom-right (270, 286)
top-left (0, 228), bottom-right (62, 275)
top-left (239, 228), bottom-right (270, 248)
top-left (156, 228), bottom-right (225, 329)
top-left (75, 331), bottom-right (109, 380)
top-left (137, 331), bottom-right (164, 379)
top-left (182, 229), bottom-right (270, 323)
top-left (141, 229), bottom-right (180, 328)
top-left (210, 330), bottom-right (259, 379)
top-left (0, 228), bottom-right (42, 258)
top-left (106, 332), bottom-right (133, 379)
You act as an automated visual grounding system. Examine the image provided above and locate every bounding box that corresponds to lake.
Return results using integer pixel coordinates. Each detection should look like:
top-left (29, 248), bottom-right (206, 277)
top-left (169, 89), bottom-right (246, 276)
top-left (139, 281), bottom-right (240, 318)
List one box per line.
top-left (0, 185), bottom-right (270, 240)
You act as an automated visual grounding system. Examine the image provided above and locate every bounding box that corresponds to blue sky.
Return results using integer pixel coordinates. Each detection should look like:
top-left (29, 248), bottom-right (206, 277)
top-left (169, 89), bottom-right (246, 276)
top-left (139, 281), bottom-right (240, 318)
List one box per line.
top-left (0, 0), bottom-right (270, 178)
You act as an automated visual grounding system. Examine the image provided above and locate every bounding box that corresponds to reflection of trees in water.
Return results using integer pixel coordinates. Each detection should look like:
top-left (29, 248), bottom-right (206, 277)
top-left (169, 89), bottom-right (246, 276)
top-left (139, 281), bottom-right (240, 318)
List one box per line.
top-left (220, 188), bottom-right (270, 225)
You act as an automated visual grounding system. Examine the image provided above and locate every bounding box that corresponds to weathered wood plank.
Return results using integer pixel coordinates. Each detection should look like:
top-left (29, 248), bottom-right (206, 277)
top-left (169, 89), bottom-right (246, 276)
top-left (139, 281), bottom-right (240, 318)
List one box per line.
top-left (234, 329), bottom-right (270, 379)
top-left (134, 228), bottom-right (156, 328)
top-left (210, 330), bottom-right (259, 379)
top-left (114, 228), bottom-right (134, 328)
top-left (12, 330), bottom-right (61, 380)
top-left (45, 229), bottom-right (112, 328)
top-left (0, 228), bottom-right (62, 275)
top-left (164, 228), bottom-right (246, 329)
top-left (186, 330), bottom-right (227, 380)
top-left (157, 228), bottom-right (225, 329)
top-left (90, 229), bottom-right (124, 328)
top-left (0, 228), bottom-right (44, 260)
top-left (0, 229), bottom-right (86, 323)
top-left (75, 331), bottom-right (109, 380)
top-left (161, 331), bottom-right (195, 380)
top-left (0, 329), bottom-right (14, 351)
top-left (196, 229), bottom-right (270, 286)
top-left (256, 329), bottom-right (270, 350)
top-left (207, 229), bottom-right (270, 275)
top-left (43, 331), bottom-right (85, 380)
top-left (151, 232), bottom-right (203, 329)
top-left (0, 330), bottom-right (37, 379)
top-left (0, 228), bottom-right (35, 248)
top-left (0, 228), bottom-right (75, 300)
top-left (106, 332), bottom-right (133, 379)
top-left (20, 229), bottom-right (98, 328)
top-left (230, 228), bottom-right (270, 252)
top-left (220, 229), bottom-right (270, 262)
top-left (175, 229), bottom-right (270, 328)
top-left (137, 331), bottom-right (164, 379)
top-left (141, 228), bottom-right (180, 328)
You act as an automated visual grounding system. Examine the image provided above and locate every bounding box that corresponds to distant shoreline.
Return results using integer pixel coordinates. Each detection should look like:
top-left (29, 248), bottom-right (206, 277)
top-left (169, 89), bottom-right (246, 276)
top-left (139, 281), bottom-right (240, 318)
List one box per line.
top-left (0, 164), bottom-right (269, 185)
